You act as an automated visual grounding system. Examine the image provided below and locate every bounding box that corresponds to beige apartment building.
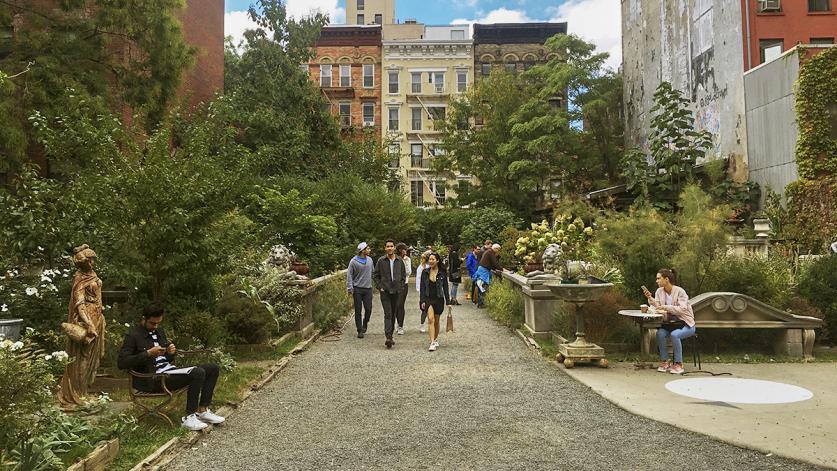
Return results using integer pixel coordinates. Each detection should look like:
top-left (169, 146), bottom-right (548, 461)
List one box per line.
top-left (346, 0), bottom-right (395, 26)
top-left (382, 24), bottom-right (474, 207)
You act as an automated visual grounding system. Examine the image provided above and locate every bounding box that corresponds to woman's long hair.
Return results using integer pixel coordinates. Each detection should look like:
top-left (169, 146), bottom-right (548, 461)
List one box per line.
top-left (658, 268), bottom-right (677, 285)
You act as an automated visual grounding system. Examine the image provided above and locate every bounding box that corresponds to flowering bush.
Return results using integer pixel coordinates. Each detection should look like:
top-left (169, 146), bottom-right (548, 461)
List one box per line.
top-left (514, 215), bottom-right (595, 266)
top-left (0, 267), bottom-right (73, 340)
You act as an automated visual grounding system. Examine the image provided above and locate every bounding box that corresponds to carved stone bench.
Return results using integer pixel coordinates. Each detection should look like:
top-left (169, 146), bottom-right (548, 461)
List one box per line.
top-left (640, 292), bottom-right (823, 358)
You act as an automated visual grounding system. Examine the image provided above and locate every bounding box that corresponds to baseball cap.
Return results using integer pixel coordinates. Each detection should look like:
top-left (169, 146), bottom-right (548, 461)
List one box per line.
top-left (357, 242), bottom-right (369, 252)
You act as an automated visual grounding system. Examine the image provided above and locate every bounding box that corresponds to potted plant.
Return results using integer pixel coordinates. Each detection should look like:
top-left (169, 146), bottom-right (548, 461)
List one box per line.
top-left (290, 257), bottom-right (310, 277)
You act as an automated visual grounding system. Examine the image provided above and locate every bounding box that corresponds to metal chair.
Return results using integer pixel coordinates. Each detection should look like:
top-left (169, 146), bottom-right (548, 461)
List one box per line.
top-left (128, 349), bottom-right (207, 427)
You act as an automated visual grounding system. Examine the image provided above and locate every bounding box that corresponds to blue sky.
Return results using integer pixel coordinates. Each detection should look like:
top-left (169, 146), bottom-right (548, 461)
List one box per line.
top-left (224, 0), bottom-right (621, 69)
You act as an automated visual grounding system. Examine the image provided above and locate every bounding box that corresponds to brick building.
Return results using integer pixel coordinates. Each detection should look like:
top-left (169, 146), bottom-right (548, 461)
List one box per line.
top-left (473, 23), bottom-right (567, 80)
top-left (178, 0), bottom-right (225, 107)
top-left (309, 25), bottom-right (383, 141)
top-left (742, 0), bottom-right (836, 70)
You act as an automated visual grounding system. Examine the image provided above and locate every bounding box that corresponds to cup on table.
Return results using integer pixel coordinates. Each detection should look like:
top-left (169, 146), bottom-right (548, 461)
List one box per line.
top-left (640, 304), bottom-right (648, 313)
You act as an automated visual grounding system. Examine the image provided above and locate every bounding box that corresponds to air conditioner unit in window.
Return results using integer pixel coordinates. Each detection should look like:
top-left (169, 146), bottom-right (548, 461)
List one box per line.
top-left (435, 84), bottom-right (444, 93)
top-left (758, 0), bottom-right (781, 12)
top-left (363, 121), bottom-right (374, 127)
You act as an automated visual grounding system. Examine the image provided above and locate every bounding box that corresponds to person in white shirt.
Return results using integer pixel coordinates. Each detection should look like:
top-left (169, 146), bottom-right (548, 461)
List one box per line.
top-left (394, 243), bottom-right (412, 335)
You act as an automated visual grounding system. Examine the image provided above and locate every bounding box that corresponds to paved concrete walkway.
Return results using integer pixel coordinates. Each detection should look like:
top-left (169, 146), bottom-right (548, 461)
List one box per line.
top-left (563, 360), bottom-right (837, 469)
top-left (166, 287), bottom-right (826, 470)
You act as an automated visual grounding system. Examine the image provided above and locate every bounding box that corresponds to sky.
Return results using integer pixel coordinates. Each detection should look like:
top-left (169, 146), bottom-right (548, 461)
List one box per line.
top-left (224, 0), bottom-right (622, 70)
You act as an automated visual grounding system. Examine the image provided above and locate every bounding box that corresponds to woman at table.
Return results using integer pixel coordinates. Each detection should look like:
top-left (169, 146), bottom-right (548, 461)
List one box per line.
top-left (642, 268), bottom-right (695, 375)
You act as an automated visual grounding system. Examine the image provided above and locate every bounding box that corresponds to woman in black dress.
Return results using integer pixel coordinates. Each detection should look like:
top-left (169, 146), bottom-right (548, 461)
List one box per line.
top-left (420, 253), bottom-right (451, 352)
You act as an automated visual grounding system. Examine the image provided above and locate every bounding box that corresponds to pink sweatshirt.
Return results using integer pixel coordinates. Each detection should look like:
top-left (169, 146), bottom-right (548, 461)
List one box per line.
top-left (654, 285), bottom-right (695, 327)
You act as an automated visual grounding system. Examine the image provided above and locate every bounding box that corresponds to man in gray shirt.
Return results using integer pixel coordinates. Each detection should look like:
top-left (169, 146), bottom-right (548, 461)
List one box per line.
top-left (347, 242), bottom-right (374, 338)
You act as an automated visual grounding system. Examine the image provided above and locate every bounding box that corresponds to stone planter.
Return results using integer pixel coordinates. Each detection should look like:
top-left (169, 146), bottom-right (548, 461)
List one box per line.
top-left (291, 261), bottom-right (310, 277)
top-left (524, 262), bottom-right (544, 273)
top-left (0, 318), bottom-right (23, 340)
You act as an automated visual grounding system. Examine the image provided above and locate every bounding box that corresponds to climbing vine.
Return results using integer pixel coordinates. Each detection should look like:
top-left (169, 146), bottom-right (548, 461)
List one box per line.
top-left (794, 47), bottom-right (837, 179)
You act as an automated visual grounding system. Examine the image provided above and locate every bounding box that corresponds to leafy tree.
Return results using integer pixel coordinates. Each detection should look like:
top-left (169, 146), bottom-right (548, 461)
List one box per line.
top-left (436, 34), bottom-right (621, 219)
top-left (0, 0), bottom-right (195, 173)
top-left (459, 206), bottom-right (523, 248)
top-left (620, 82), bottom-right (713, 210)
top-left (223, 0), bottom-right (340, 179)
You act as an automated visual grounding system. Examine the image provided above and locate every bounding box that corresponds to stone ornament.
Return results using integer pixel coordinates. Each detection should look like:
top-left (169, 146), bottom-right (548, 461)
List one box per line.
top-left (541, 243), bottom-right (564, 276)
top-left (58, 244), bottom-right (106, 408)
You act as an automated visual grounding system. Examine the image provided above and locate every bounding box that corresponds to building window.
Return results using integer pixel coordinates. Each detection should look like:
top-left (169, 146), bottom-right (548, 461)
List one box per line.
top-left (411, 180), bottom-right (424, 207)
top-left (388, 143), bottom-right (400, 168)
top-left (363, 64), bottom-right (374, 88)
top-left (809, 0), bottom-right (831, 11)
top-left (374, 14), bottom-right (382, 24)
top-left (457, 72), bottom-right (467, 92)
top-left (357, 0), bottom-right (364, 10)
top-left (759, 39), bottom-right (784, 63)
top-left (811, 37), bottom-right (835, 44)
top-left (481, 63), bottom-right (491, 76)
top-left (757, 0), bottom-right (781, 12)
top-left (451, 30), bottom-right (465, 40)
top-left (357, 14), bottom-right (365, 24)
top-left (363, 102), bottom-right (374, 126)
top-left (340, 65), bottom-right (351, 87)
top-left (411, 72), bottom-right (421, 93)
top-left (411, 144), bottom-right (424, 167)
top-left (411, 108), bottom-right (422, 131)
top-left (339, 102), bottom-right (351, 128)
top-left (388, 71), bottom-right (399, 93)
top-left (549, 97), bottom-right (564, 109)
top-left (428, 107), bottom-right (446, 121)
top-left (388, 107), bottom-right (399, 130)
top-left (505, 63), bottom-right (517, 73)
top-left (299, 64), bottom-right (309, 76)
top-left (321, 102), bottom-right (331, 114)
top-left (433, 182), bottom-right (446, 205)
top-left (320, 64), bottom-right (332, 87)
top-left (432, 72), bottom-right (445, 93)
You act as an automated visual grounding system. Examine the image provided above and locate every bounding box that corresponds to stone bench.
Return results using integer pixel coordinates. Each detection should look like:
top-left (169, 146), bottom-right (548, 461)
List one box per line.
top-left (640, 292), bottom-right (823, 358)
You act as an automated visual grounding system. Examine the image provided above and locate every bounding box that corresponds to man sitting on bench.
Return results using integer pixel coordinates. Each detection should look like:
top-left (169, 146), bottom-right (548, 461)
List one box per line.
top-left (118, 302), bottom-right (225, 431)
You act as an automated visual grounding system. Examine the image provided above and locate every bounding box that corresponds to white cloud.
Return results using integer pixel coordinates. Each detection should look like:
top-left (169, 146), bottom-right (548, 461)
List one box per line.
top-left (224, 10), bottom-right (259, 49)
top-left (224, 1), bottom-right (346, 50)
top-left (453, 7), bottom-right (534, 25)
top-left (548, 0), bottom-right (622, 70)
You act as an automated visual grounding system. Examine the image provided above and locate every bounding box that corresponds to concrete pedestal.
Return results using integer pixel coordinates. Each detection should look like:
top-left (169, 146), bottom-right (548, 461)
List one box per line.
top-left (498, 272), bottom-right (563, 341)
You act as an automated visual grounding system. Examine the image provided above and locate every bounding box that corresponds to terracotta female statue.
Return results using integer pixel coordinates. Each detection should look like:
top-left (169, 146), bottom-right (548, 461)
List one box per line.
top-left (58, 244), bottom-right (106, 408)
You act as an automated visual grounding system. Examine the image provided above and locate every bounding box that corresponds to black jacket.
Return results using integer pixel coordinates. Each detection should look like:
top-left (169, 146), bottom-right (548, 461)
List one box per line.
top-left (117, 324), bottom-right (176, 391)
top-left (447, 254), bottom-right (462, 283)
top-left (420, 268), bottom-right (451, 307)
top-left (373, 255), bottom-right (407, 294)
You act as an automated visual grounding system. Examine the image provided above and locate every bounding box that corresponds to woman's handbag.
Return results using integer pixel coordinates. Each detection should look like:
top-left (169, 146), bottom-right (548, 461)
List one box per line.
top-left (62, 322), bottom-right (94, 344)
top-left (446, 306), bottom-right (454, 333)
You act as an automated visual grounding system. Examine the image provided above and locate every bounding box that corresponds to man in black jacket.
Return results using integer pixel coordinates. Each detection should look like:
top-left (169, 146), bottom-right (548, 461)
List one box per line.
top-left (373, 239), bottom-right (407, 349)
top-left (118, 303), bottom-right (225, 431)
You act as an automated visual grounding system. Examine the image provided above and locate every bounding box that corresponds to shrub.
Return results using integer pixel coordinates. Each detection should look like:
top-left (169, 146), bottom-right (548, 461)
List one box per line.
top-left (703, 255), bottom-right (794, 309)
top-left (168, 306), bottom-right (229, 348)
top-left (485, 278), bottom-right (524, 329)
top-left (596, 206), bottom-right (674, 301)
top-left (798, 255), bottom-right (837, 344)
top-left (459, 206), bottom-right (523, 248)
top-left (312, 273), bottom-right (352, 332)
top-left (785, 177), bottom-right (837, 253)
top-left (215, 290), bottom-right (274, 344)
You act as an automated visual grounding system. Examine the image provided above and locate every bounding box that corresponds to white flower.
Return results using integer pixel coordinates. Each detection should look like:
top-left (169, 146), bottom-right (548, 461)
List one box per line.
top-left (124, 323), bottom-right (130, 328)
top-left (25, 287), bottom-right (38, 296)
top-left (1, 304), bottom-right (7, 312)
top-left (40, 275), bottom-right (52, 283)
top-left (37, 246), bottom-right (44, 251)
top-left (10, 341), bottom-right (24, 351)
top-left (44, 354), bottom-right (53, 361)
top-left (0, 339), bottom-right (12, 349)
top-left (25, 327), bottom-right (34, 334)
top-left (51, 351), bottom-right (69, 361)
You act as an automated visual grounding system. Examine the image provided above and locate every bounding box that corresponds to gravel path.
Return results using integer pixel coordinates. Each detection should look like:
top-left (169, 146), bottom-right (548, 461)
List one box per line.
top-left (166, 287), bottom-right (825, 471)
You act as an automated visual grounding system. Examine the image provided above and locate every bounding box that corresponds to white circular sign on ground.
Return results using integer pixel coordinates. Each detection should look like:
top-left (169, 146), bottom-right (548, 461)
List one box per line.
top-left (665, 378), bottom-right (813, 404)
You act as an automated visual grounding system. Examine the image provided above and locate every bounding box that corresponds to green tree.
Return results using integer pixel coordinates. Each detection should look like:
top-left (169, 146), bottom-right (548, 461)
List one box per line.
top-left (620, 81), bottom-right (713, 210)
top-left (436, 34), bottom-right (621, 219)
top-left (0, 0), bottom-right (195, 173)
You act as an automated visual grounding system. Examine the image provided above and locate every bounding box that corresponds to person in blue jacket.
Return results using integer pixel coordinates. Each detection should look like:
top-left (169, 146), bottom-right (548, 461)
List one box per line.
top-left (465, 245), bottom-right (480, 305)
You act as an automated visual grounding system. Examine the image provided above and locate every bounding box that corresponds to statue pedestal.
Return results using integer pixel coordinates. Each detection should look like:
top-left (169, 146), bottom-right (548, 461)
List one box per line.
top-left (497, 272), bottom-right (562, 341)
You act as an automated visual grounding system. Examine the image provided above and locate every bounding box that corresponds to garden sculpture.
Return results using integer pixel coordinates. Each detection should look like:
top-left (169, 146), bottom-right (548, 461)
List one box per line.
top-left (58, 244), bottom-right (107, 408)
top-left (541, 243), bottom-right (564, 276)
top-left (264, 244), bottom-right (295, 271)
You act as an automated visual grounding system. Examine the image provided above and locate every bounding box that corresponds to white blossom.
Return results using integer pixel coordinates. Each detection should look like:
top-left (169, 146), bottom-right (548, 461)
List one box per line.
top-left (44, 354), bottom-right (53, 361)
top-left (0, 304), bottom-right (7, 312)
top-left (25, 287), bottom-right (38, 296)
top-left (10, 341), bottom-right (24, 351)
top-left (40, 275), bottom-right (52, 283)
top-left (51, 350), bottom-right (69, 361)
top-left (0, 339), bottom-right (12, 349)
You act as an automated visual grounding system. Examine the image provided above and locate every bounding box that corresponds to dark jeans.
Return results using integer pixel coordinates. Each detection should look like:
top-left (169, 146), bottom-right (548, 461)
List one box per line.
top-left (471, 277), bottom-right (478, 304)
top-left (352, 287), bottom-right (373, 333)
top-left (396, 285), bottom-right (408, 328)
top-left (164, 363), bottom-right (220, 415)
top-left (380, 290), bottom-right (401, 339)
top-left (477, 282), bottom-right (488, 307)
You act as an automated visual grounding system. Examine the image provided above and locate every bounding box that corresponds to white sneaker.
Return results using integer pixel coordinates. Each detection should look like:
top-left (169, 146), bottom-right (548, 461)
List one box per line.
top-left (429, 342), bottom-right (437, 351)
top-left (419, 324), bottom-right (426, 333)
top-left (397, 327), bottom-right (405, 335)
top-left (182, 413), bottom-right (209, 431)
top-left (197, 408), bottom-right (225, 425)
top-left (432, 340), bottom-right (439, 348)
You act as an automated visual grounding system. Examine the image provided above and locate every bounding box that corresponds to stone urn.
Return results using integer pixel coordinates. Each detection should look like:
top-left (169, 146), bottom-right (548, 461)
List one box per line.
top-left (524, 261), bottom-right (544, 273)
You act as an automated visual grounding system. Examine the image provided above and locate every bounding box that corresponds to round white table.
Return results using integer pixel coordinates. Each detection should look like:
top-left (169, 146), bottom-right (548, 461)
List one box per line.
top-left (618, 310), bottom-right (663, 352)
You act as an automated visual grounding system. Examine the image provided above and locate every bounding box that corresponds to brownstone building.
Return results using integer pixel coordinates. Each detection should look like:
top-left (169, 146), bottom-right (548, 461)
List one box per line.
top-left (308, 25), bottom-right (383, 140)
top-left (473, 23), bottom-right (567, 79)
top-left (178, 0), bottom-right (225, 108)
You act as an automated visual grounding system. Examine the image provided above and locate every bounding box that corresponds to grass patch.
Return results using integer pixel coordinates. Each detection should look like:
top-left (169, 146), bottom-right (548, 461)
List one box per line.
top-left (230, 335), bottom-right (301, 362)
top-left (485, 279), bottom-right (524, 329)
